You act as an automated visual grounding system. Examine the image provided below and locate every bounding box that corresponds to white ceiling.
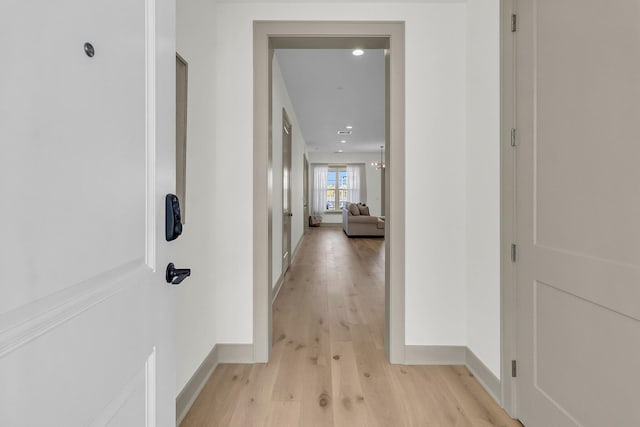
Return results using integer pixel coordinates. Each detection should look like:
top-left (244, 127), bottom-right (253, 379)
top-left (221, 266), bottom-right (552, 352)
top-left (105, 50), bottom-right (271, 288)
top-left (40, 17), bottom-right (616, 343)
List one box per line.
top-left (274, 49), bottom-right (385, 153)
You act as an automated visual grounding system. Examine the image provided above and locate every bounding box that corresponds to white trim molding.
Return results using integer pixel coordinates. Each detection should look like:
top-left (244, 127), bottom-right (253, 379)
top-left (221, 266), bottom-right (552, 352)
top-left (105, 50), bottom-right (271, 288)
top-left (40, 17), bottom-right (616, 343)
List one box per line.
top-left (178, 343), bottom-right (500, 425)
top-left (404, 345), bottom-right (501, 406)
top-left (176, 345), bottom-right (218, 425)
top-left (465, 347), bottom-right (501, 403)
top-left (0, 260), bottom-right (145, 358)
top-left (404, 345), bottom-right (466, 365)
top-left (176, 343), bottom-right (254, 424)
top-left (144, 0), bottom-right (157, 271)
top-left (253, 20), bottom-right (406, 366)
top-left (272, 275), bottom-right (285, 304)
top-left (500, 0), bottom-right (518, 417)
top-left (272, 233), bottom-right (305, 303)
top-left (145, 347), bottom-right (157, 427)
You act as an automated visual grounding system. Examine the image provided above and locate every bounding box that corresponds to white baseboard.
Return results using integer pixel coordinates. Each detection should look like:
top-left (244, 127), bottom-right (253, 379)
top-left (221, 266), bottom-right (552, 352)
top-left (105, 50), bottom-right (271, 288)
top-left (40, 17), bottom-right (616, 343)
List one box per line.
top-left (405, 345), bottom-right (466, 365)
top-left (465, 347), bottom-right (501, 403)
top-left (291, 234), bottom-right (303, 263)
top-left (272, 233), bottom-right (305, 303)
top-left (177, 342), bottom-right (501, 424)
top-left (404, 345), bottom-right (501, 406)
top-left (218, 343), bottom-right (254, 363)
top-left (176, 345), bottom-right (219, 425)
top-left (272, 274), bottom-right (284, 303)
top-left (176, 343), bottom-right (254, 425)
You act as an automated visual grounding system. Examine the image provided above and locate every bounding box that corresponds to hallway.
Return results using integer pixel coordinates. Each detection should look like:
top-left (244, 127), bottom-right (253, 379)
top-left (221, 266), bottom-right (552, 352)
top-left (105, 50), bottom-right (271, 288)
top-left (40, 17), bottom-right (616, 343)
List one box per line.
top-left (181, 228), bottom-right (519, 426)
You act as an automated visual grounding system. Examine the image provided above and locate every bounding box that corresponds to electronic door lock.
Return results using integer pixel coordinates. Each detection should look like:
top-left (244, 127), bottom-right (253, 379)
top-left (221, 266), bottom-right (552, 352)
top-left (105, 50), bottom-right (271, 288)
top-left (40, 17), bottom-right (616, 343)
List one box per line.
top-left (165, 194), bottom-right (183, 241)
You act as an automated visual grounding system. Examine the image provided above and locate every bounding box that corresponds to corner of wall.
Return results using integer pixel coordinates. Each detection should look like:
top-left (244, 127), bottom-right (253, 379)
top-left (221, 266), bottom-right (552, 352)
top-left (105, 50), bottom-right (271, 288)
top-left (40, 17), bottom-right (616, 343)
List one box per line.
top-left (176, 0), bottom-right (219, 395)
top-left (464, 0), bottom-right (501, 380)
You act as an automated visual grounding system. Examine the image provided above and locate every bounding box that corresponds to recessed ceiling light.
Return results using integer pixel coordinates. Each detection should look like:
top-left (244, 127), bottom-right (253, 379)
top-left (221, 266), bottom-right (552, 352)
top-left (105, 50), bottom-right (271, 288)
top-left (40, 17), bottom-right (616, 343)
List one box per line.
top-left (340, 140), bottom-right (347, 144)
top-left (346, 125), bottom-right (353, 130)
top-left (352, 49), bottom-right (364, 56)
top-left (338, 149), bottom-right (344, 153)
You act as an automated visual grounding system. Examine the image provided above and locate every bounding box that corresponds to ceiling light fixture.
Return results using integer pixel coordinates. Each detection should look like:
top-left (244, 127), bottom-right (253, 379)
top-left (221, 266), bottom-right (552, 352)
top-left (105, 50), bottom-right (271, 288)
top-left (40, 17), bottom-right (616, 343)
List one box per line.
top-left (352, 49), bottom-right (364, 56)
top-left (340, 140), bottom-right (347, 144)
top-left (371, 146), bottom-right (386, 170)
top-left (338, 149), bottom-right (344, 153)
top-left (346, 125), bottom-right (353, 130)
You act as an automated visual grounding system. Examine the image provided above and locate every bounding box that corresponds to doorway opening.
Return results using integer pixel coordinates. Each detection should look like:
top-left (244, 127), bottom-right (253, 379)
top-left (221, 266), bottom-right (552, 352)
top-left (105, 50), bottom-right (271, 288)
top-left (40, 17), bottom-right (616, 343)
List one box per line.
top-left (253, 22), bottom-right (405, 363)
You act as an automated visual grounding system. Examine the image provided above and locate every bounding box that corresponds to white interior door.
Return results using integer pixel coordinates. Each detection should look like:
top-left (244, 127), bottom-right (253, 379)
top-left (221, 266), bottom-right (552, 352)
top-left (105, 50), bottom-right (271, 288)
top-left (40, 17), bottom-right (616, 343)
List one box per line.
top-left (282, 112), bottom-right (292, 274)
top-left (0, 0), bottom-right (176, 425)
top-left (303, 156), bottom-right (309, 231)
top-left (515, 1), bottom-right (640, 426)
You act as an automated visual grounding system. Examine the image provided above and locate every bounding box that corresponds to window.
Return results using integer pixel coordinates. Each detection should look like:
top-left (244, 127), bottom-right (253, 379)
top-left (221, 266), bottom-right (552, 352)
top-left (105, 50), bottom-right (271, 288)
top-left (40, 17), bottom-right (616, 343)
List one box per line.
top-left (326, 166), bottom-right (348, 211)
top-left (312, 163), bottom-right (365, 215)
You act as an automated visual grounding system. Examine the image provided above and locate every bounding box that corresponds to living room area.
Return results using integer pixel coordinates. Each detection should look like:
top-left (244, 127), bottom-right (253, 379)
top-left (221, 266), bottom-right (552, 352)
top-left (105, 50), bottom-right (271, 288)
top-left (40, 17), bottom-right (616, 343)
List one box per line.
top-left (308, 150), bottom-right (386, 238)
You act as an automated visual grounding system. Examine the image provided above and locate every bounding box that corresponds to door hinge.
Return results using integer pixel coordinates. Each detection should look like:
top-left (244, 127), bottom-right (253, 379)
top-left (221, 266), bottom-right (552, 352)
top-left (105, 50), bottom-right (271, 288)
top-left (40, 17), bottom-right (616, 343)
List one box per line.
top-left (512, 360), bottom-right (517, 377)
top-left (510, 128), bottom-right (517, 147)
top-left (511, 243), bottom-right (517, 262)
top-left (511, 14), bottom-right (517, 32)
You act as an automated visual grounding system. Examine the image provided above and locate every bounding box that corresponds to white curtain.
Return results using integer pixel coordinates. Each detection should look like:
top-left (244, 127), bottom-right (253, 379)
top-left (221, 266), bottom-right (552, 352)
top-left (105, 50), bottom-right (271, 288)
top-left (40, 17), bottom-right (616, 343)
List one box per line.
top-left (312, 164), bottom-right (328, 220)
top-left (346, 164), bottom-right (367, 204)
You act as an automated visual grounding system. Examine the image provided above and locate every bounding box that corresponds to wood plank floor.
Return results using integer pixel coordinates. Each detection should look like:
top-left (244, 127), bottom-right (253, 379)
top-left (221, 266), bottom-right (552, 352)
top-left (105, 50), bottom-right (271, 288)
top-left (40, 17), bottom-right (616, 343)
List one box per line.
top-left (181, 227), bottom-right (521, 427)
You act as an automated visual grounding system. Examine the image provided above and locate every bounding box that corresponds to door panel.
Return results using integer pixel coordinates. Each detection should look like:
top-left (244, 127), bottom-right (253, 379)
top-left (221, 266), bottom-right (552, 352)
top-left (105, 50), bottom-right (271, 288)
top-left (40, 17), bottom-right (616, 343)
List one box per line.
top-left (516, 0), bottom-right (640, 426)
top-left (0, 0), bottom-right (175, 425)
top-left (534, 281), bottom-right (640, 426)
top-left (534, 0), bottom-right (640, 265)
top-left (282, 112), bottom-right (292, 274)
top-left (303, 156), bottom-right (309, 231)
top-left (1, 277), bottom-right (150, 424)
top-left (2, 0), bottom-right (146, 314)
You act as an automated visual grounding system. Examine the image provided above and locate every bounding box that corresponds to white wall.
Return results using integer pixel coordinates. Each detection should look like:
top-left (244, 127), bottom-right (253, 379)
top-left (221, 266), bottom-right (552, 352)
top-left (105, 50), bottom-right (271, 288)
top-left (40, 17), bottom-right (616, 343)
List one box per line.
top-left (175, 0), bottom-right (218, 394)
top-left (308, 152), bottom-right (384, 224)
top-left (403, 5), bottom-right (468, 348)
top-left (214, 1), bottom-right (470, 347)
top-left (272, 57), bottom-right (308, 288)
top-left (466, 0), bottom-right (501, 378)
top-left (172, 0), bottom-right (501, 392)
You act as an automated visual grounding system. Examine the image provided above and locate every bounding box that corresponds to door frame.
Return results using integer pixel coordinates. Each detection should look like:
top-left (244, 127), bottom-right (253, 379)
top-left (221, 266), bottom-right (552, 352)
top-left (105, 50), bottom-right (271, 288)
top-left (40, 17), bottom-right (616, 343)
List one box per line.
top-left (500, 0), bottom-right (518, 418)
top-left (253, 21), bottom-right (406, 363)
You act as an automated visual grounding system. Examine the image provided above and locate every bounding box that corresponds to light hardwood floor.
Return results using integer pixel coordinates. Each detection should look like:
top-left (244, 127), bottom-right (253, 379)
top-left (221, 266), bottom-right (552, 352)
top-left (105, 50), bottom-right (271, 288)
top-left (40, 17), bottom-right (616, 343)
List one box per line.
top-left (181, 227), bottom-right (521, 427)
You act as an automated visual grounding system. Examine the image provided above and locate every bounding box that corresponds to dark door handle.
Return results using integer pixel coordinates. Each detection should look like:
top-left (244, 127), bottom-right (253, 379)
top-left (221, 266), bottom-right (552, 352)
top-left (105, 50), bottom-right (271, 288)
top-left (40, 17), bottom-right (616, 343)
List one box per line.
top-left (166, 263), bottom-right (191, 285)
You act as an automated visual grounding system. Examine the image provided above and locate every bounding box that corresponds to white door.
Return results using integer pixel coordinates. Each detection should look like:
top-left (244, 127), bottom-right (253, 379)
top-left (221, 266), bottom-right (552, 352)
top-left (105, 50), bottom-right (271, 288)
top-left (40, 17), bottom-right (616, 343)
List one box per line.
top-left (515, 1), bottom-right (640, 426)
top-left (303, 156), bottom-right (309, 231)
top-left (282, 112), bottom-right (292, 274)
top-left (0, 0), bottom-right (177, 425)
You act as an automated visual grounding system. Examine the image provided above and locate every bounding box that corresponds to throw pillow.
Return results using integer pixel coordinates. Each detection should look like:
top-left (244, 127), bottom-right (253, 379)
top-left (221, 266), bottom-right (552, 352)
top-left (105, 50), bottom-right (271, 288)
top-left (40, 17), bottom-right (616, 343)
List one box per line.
top-left (358, 205), bottom-right (370, 216)
top-left (348, 203), bottom-right (361, 216)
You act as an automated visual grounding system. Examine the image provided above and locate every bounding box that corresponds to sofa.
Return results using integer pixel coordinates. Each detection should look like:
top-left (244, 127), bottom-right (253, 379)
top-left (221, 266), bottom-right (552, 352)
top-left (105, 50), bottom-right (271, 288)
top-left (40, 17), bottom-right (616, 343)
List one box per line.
top-left (342, 202), bottom-right (385, 237)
